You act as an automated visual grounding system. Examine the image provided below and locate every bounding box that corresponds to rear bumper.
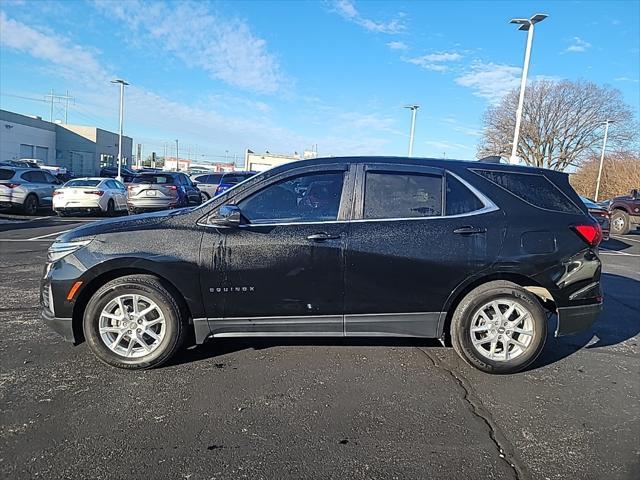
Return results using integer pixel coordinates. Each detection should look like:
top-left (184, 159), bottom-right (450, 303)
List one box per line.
top-left (555, 302), bottom-right (602, 336)
top-left (41, 308), bottom-right (75, 343)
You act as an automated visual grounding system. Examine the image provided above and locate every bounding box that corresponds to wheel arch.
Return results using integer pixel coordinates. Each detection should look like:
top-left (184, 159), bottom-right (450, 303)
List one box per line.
top-left (438, 272), bottom-right (556, 343)
top-left (71, 266), bottom-right (194, 344)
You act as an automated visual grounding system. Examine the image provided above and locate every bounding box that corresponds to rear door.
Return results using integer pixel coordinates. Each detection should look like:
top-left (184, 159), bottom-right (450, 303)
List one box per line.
top-left (344, 163), bottom-right (506, 337)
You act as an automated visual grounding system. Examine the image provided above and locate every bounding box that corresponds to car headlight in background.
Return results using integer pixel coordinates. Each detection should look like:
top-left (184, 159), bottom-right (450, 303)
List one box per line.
top-left (47, 239), bottom-right (93, 263)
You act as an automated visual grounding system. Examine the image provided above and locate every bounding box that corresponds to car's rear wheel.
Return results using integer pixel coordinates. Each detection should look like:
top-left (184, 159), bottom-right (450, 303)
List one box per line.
top-left (200, 192), bottom-right (210, 203)
top-left (451, 281), bottom-right (547, 374)
top-left (610, 210), bottom-right (630, 235)
top-left (105, 199), bottom-right (115, 217)
top-left (22, 194), bottom-right (38, 215)
top-left (83, 275), bottom-right (185, 369)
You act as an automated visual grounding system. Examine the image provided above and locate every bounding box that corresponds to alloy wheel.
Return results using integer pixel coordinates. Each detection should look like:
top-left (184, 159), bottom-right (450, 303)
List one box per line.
top-left (98, 294), bottom-right (166, 358)
top-left (469, 298), bottom-right (535, 362)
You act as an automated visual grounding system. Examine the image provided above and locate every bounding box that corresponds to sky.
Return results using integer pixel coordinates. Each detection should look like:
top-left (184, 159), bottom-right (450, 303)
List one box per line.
top-left (1, 0), bottom-right (638, 165)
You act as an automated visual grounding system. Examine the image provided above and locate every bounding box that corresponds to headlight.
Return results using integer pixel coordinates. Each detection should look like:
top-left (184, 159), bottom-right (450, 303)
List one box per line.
top-left (47, 239), bottom-right (92, 263)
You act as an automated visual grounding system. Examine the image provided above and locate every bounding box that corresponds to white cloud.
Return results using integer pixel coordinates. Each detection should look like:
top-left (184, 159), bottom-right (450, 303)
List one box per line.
top-left (425, 140), bottom-right (473, 152)
top-left (405, 52), bottom-right (462, 72)
top-left (455, 62), bottom-right (522, 102)
top-left (332, 0), bottom-right (405, 34)
top-left (387, 41), bottom-right (408, 51)
top-left (564, 37), bottom-right (592, 53)
top-left (0, 11), bottom-right (106, 82)
top-left (92, 0), bottom-right (286, 94)
top-left (614, 76), bottom-right (639, 83)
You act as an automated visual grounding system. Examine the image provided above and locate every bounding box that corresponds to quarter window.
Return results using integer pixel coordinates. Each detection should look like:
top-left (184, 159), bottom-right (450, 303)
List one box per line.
top-left (364, 171), bottom-right (442, 219)
top-left (445, 174), bottom-right (484, 215)
top-left (238, 172), bottom-right (344, 224)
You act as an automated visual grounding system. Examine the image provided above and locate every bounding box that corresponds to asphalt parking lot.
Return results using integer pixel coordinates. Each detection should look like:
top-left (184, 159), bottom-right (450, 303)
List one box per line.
top-left (0, 212), bottom-right (638, 480)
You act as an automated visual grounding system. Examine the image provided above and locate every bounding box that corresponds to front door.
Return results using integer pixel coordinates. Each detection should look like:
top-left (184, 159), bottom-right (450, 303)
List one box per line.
top-left (344, 164), bottom-right (505, 337)
top-left (202, 165), bottom-right (354, 336)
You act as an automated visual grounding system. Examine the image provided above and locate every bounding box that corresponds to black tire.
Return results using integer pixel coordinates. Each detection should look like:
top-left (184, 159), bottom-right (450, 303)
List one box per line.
top-left (610, 210), bottom-right (631, 235)
top-left (105, 199), bottom-right (115, 217)
top-left (22, 194), bottom-right (39, 215)
top-left (201, 192), bottom-right (210, 203)
top-left (83, 275), bottom-right (186, 369)
top-left (56, 210), bottom-right (68, 217)
top-left (451, 281), bottom-right (547, 374)
top-left (128, 207), bottom-right (137, 215)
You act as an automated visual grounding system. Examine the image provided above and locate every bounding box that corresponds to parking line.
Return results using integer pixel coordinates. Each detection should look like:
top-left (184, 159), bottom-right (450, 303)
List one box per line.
top-left (600, 249), bottom-right (640, 257)
top-left (0, 238), bottom-right (56, 242)
top-left (611, 235), bottom-right (640, 244)
top-left (27, 229), bottom-right (71, 240)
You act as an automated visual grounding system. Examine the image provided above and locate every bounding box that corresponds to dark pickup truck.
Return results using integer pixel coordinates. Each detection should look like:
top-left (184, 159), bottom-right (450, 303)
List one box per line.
top-left (609, 188), bottom-right (640, 235)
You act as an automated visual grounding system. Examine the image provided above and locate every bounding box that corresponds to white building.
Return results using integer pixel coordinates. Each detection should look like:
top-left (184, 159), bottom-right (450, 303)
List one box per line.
top-left (0, 110), bottom-right (56, 164)
top-left (244, 149), bottom-right (318, 172)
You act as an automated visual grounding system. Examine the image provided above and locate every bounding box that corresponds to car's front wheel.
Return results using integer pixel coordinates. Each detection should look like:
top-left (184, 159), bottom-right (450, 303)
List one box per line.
top-left (610, 210), bottom-right (630, 235)
top-left (451, 281), bottom-right (547, 374)
top-left (83, 275), bottom-right (185, 369)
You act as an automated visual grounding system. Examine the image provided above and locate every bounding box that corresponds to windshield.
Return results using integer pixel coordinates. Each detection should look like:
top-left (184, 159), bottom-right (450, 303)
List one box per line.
top-left (63, 179), bottom-right (101, 188)
top-left (132, 175), bottom-right (174, 184)
top-left (580, 196), bottom-right (600, 209)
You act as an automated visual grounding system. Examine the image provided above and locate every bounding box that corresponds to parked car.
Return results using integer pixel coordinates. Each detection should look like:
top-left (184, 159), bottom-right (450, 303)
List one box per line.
top-left (0, 159), bottom-right (40, 169)
top-left (0, 166), bottom-right (62, 214)
top-left (190, 172), bottom-right (225, 200)
top-left (41, 156), bottom-right (603, 374)
top-left (127, 172), bottom-right (202, 214)
top-left (100, 166), bottom-right (138, 183)
top-left (53, 178), bottom-right (128, 216)
top-left (608, 188), bottom-right (640, 235)
top-left (214, 171), bottom-right (257, 196)
top-left (580, 196), bottom-right (610, 240)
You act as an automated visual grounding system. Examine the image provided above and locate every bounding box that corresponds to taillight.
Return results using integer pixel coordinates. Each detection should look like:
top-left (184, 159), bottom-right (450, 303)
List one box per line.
top-left (572, 224), bottom-right (602, 247)
top-left (53, 190), bottom-right (63, 196)
top-left (168, 185), bottom-right (177, 191)
top-left (84, 190), bottom-right (105, 196)
top-left (215, 186), bottom-right (222, 195)
top-left (4, 183), bottom-right (21, 188)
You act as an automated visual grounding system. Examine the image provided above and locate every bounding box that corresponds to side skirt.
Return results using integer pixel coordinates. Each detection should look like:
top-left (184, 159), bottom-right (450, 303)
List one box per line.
top-left (193, 312), bottom-right (445, 344)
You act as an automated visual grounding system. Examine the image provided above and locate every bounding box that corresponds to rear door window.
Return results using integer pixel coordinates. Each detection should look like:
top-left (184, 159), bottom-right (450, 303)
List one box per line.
top-left (22, 171), bottom-right (47, 183)
top-left (364, 172), bottom-right (442, 219)
top-left (473, 169), bottom-right (581, 213)
top-left (445, 174), bottom-right (484, 215)
top-left (0, 168), bottom-right (15, 180)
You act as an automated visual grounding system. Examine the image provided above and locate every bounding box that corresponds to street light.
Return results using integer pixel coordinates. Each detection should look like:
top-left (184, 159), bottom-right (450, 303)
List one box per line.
top-left (111, 79), bottom-right (129, 182)
top-left (508, 13), bottom-right (547, 165)
top-left (594, 120), bottom-right (614, 202)
top-left (404, 105), bottom-right (419, 157)
top-left (175, 139), bottom-right (179, 172)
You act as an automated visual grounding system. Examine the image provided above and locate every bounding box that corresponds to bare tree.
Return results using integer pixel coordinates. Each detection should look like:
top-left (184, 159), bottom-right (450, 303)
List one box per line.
top-left (570, 150), bottom-right (640, 200)
top-left (478, 80), bottom-right (638, 171)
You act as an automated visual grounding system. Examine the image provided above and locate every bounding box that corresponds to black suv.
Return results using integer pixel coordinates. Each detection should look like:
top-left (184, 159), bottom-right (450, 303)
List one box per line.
top-left (41, 157), bottom-right (603, 373)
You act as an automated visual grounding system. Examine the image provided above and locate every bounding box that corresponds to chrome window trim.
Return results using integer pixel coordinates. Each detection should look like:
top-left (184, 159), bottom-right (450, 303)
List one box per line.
top-left (197, 169), bottom-right (498, 228)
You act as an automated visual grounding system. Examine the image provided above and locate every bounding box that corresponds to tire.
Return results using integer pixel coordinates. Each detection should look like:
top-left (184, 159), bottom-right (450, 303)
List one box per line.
top-left (56, 210), bottom-right (68, 217)
top-left (83, 275), bottom-right (186, 369)
top-left (450, 280), bottom-right (547, 374)
top-left (105, 199), bottom-right (115, 217)
top-left (22, 194), bottom-right (39, 215)
top-left (610, 210), bottom-right (630, 235)
top-left (201, 192), bottom-right (210, 203)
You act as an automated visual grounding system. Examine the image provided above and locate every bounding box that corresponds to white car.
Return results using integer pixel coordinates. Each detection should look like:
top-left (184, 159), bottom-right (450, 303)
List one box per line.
top-left (53, 178), bottom-right (128, 216)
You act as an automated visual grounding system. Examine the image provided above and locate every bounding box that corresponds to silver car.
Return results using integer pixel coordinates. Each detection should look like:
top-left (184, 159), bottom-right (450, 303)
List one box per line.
top-left (127, 172), bottom-right (202, 214)
top-left (0, 166), bottom-right (62, 215)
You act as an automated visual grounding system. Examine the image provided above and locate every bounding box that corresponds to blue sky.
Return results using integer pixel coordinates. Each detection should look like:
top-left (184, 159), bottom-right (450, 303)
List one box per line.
top-left (1, 0), bottom-right (638, 165)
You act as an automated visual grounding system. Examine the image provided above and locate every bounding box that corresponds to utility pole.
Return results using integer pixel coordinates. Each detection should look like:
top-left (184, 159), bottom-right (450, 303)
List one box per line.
top-left (44, 90), bottom-right (74, 123)
top-left (175, 139), bottom-right (179, 172)
top-left (508, 13), bottom-right (547, 164)
top-left (163, 143), bottom-right (168, 168)
top-left (595, 120), bottom-right (613, 202)
top-left (403, 105), bottom-right (420, 157)
top-left (111, 79), bottom-right (129, 181)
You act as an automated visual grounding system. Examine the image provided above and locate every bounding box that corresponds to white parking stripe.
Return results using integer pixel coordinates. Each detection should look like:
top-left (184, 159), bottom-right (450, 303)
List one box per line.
top-left (611, 234), bottom-right (640, 244)
top-left (0, 238), bottom-right (56, 242)
top-left (27, 229), bottom-right (71, 240)
top-left (600, 249), bottom-right (640, 257)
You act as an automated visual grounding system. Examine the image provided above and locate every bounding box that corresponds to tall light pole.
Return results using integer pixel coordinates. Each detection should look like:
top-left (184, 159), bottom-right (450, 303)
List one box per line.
top-left (175, 139), bottom-right (179, 172)
top-left (594, 120), bottom-right (613, 202)
top-left (508, 13), bottom-right (547, 165)
top-left (111, 79), bottom-right (129, 181)
top-left (404, 105), bottom-right (419, 157)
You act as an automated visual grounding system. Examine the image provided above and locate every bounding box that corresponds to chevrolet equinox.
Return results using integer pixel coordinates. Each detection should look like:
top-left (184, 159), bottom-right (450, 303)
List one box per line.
top-left (41, 157), bottom-right (603, 373)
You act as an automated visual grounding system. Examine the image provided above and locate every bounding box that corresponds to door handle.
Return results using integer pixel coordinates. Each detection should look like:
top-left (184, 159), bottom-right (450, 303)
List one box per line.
top-left (453, 226), bottom-right (487, 235)
top-left (307, 232), bottom-right (341, 241)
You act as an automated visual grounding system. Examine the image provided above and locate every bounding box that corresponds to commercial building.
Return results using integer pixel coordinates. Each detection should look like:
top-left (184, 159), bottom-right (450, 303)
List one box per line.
top-left (0, 109), bottom-right (132, 176)
top-left (244, 149), bottom-right (318, 172)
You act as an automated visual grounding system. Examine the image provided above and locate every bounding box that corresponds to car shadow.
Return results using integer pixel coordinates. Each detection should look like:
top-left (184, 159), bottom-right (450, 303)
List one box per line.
top-left (168, 272), bottom-right (639, 371)
top-left (600, 237), bottom-right (636, 252)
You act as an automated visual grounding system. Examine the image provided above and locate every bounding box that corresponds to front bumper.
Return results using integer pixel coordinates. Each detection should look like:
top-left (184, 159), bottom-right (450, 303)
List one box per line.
top-left (555, 302), bottom-right (602, 336)
top-left (41, 307), bottom-right (75, 343)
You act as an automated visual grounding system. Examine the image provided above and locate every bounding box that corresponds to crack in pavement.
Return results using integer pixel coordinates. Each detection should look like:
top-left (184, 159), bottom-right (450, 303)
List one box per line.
top-left (417, 347), bottom-right (531, 480)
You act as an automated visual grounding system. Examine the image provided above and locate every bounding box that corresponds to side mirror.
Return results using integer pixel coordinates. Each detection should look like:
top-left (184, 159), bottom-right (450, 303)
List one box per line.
top-left (212, 204), bottom-right (242, 227)
top-left (631, 189), bottom-right (639, 199)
